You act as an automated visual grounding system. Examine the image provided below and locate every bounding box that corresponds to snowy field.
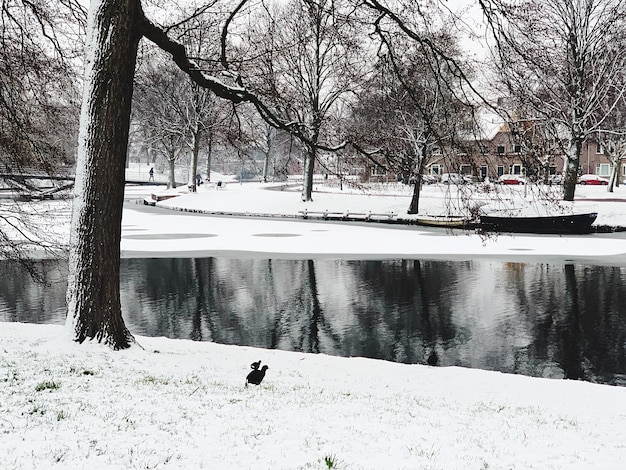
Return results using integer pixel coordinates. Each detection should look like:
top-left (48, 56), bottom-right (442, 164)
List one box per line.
top-left (3, 322), bottom-right (626, 469)
top-left (2, 179), bottom-right (626, 469)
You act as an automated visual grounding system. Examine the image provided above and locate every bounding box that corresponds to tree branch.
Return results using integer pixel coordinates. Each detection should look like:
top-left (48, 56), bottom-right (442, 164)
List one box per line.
top-left (138, 13), bottom-right (347, 154)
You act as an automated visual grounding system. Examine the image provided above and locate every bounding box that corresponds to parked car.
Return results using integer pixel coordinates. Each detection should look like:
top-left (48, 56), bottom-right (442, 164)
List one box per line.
top-left (548, 174), bottom-right (563, 185)
top-left (407, 174), bottom-right (439, 185)
top-left (498, 174), bottom-right (526, 185)
top-left (422, 174), bottom-right (439, 185)
top-left (578, 174), bottom-right (609, 185)
top-left (440, 173), bottom-right (465, 185)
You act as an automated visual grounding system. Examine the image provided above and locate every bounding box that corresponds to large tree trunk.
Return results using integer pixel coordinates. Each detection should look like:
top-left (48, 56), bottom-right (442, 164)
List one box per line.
top-left (301, 144), bottom-right (315, 202)
top-left (407, 178), bottom-right (422, 214)
top-left (65, 0), bottom-right (141, 349)
top-left (168, 156), bottom-right (176, 188)
top-left (563, 139), bottom-right (582, 202)
top-left (188, 128), bottom-right (201, 192)
top-left (262, 126), bottom-right (273, 183)
top-left (206, 136), bottom-right (213, 182)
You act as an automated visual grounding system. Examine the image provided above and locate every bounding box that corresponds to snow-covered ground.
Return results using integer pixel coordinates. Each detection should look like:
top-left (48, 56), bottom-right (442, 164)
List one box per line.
top-left (121, 178), bottom-right (626, 266)
top-left (2, 178), bottom-right (626, 469)
top-left (2, 321), bottom-right (626, 469)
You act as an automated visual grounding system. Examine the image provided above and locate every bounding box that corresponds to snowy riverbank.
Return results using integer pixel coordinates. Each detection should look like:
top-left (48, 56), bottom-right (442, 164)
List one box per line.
top-left (120, 181), bottom-right (626, 266)
top-left (2, 180), bottom-right (626, 468)
top-left (2, 322), bottom-right (626, 469)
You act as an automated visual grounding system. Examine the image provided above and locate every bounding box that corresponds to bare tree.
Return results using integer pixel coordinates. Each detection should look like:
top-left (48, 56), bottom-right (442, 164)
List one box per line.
top-left (1, 1), bottom-right (83, 167)
top-left (0, 0), bottom-right (83, 272)
top-left (351, 28), bottom-right (474, 214)
top-left (67, 0), bottom-right (149, 348)
top-left (243, 0), bottom-right (366, 201)
top-left (133, 55), bottom-right (190, 188)
top-left (593, 70), bottom-right (626, 191)
top-left (480, 0), bottom-right (626, 201)
top-left (68, 0), bottom-right (485, 349)
top-left (596, 124), bottom-right (626, 192)
top-left (168, 6), bottom-right (235, 190)
top-left (236, 108), bottom-right (295, 183)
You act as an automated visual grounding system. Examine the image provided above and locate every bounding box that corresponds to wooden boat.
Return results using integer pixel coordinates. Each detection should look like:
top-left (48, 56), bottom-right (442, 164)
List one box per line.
top-left (480, 212), bottom-right (598, 234)
top-left (415, 215), bottom-right (471, 228)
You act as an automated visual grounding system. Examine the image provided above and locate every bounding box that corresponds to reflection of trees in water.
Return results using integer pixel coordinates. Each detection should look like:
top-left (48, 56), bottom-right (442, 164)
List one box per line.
top-left (3, 258), bottom-right (626, 385)
top-left (121, 259), bottom-right (195, 338)
top-left (119, 258), bottom-right (462, 362)
top-left (268, 260), bottom-right (343, 354)
top-left (474, 263), bottom-right (626, 385)
top-left (568, 265), bottom-right (626, 384)
top-left (552, 264), bottom-right (584, 380)
top-left (120, 259), bottom-right (344, 354)
top-left (190, 258), bottom-right (216, 342)
top-left (0, 259), bottom-right (67, 324)
top-left (103, 260), bottom-right (626, 384)
top-left (332, 259), bottom-right (460, 364)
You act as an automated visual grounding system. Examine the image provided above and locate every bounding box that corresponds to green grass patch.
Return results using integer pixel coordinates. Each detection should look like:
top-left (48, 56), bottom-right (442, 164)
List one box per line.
top-left (140, 375), bottom-right (169, 386)
top-left (35, 381), bottom-right (60, 392)
top-left (324, 454), bottom-right (342, 469)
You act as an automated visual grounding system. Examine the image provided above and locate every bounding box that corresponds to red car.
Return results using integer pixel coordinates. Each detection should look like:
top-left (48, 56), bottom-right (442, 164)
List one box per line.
top-left (498, 174), bottom-right (526, 185)
top-left (578, 174), bottom-right (609, 185)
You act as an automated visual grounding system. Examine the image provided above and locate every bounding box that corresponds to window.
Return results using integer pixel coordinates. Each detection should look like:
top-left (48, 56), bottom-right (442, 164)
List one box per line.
top-left (510, 144), bottom-right (522, 154)
top-left (511, 164), bottom-right (523, 175)
top-left (596, 142), bottom-right (603, 154)
top-left (480, 165), bottom-right (488, 179)
top-left (460, 164), bottom-right (471, 175)
top-left (596, 163), bottom-right (610, 177)
top-left (497, 145), bottom-right (505, 154)
top-left (429, 164), bottom-right (442, 175)
top-left (497, 165), bottom-right (505, 177)
top-left (371, 166), bottom-right (387, 176)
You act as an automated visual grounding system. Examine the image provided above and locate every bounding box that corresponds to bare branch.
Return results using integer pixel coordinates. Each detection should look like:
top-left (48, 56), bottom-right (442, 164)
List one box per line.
top-left (138, 12), bottom-right (346, 154)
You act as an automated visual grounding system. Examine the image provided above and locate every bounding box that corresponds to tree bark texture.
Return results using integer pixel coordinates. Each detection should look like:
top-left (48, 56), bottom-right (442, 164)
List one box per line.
top-left (168, 156), bottom-right (176, 188)
top-left (66, 0), bottom-right (141, 349)
top-left (408, 179), bottom-right (422, 214)
top-left (206, 136), bottom-right (213, 182)
top-left (188, 128), bottom-right (201, 192)
top-left (563, 139), bottom-right (582, 202)
top-left (301, 144), bottom-right (316, 202)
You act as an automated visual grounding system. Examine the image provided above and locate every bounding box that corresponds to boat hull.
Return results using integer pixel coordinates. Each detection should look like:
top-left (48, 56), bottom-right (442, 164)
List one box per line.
top-left (480, 212), bottom-right (598, 234)
top-left (416, 215), bottom-right (470, 228)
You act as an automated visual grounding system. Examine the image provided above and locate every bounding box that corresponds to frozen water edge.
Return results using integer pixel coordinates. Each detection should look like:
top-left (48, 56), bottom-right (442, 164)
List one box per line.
top-left (119, 183), bottom-right (626, 267)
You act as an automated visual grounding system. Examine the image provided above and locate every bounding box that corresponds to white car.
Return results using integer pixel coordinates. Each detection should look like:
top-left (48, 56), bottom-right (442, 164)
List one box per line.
top-left (440, 173), bottom-right (465, 185)
top-left (548, 174), bottom-right (563, 185)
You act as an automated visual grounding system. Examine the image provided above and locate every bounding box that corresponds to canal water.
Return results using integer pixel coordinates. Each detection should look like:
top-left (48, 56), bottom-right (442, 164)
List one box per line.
top-left (1, 258), bottom-right (625, 386)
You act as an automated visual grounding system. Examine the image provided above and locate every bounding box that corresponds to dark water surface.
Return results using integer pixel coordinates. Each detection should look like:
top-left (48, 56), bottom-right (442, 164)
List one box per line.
top-left (2, 258), bottom-right (626, 386)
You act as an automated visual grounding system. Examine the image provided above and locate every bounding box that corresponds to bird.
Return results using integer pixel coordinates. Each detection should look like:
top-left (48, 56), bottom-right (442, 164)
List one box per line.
top-left (246, 365), bottom-right (269, 386)
top-left (427, 350), bottom-right (439, 366)
top-left (250, 360), bottom-right (261, 370)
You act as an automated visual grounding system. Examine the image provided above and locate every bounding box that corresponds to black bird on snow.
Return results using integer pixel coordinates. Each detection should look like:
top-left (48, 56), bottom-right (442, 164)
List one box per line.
top-left (246, 365), bottom-right (269, 386)
top-left (427, 350), bottom-right (439, 366)
top-left (250, 360), bottom-right (261, 370)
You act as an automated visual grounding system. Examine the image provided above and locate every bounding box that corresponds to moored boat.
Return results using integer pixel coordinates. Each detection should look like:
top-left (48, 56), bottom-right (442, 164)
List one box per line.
top-left (480, 212), bottom-right (598, 234)
top-left (415, 215), bottom-right (471, 228)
